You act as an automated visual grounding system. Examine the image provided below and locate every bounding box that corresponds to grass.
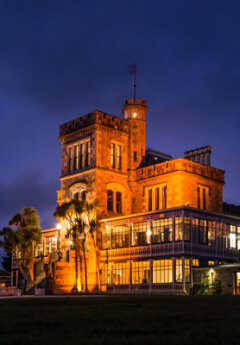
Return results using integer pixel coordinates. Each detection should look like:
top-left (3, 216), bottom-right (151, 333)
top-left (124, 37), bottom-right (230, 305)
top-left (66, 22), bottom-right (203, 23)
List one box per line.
top-left (0, 295), bottom-right (240, 345)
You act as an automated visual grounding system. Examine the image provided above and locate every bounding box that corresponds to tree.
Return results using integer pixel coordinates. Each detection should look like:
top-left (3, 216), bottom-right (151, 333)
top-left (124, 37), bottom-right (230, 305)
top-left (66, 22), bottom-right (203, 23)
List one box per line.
top-left (0, 207), bottom-right (42, 290)
top-left (83, 200), bottom-right (101, 290)
top-left (53, 199), bottom-right (100, 292)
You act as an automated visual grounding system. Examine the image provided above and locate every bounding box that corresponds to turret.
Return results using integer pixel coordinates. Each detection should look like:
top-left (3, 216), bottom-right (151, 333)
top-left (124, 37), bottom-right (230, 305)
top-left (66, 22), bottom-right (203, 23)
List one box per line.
top-left (122, 98), bottom-right (147, 170)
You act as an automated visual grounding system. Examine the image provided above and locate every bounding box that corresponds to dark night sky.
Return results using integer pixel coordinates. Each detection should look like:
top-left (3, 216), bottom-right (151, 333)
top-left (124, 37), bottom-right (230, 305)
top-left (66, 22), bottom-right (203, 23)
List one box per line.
top-left (1, 1), bottom-right (240, 262)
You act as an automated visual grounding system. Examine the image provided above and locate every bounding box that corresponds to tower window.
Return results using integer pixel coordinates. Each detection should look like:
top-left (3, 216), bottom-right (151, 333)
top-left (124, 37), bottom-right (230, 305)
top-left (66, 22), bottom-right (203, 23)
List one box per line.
top-left (68, 147), bottom-right (73, 172)
top-left (117, 145), bottom-right (122, 170)
top-left (116, 192), bottom-right (122, 213)
top-left (73, 145), bottom-right (79, 170)
top-left (111, 143), bottom-right (116, 168)
top-left (79, 143), bottom-right (84, 168)
top-left (85, 141), bottom-right (90, 167)
top-left (81, 190), bottom-right (87, 201)
top-left (107, 190), bottom-right (114, 211)
top-left (74, 192), bottom-right (79, 200)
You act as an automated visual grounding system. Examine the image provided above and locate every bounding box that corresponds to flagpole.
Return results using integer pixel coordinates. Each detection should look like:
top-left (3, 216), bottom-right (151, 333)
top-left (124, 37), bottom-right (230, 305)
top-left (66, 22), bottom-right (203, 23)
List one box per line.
top-left (133, 64), bottom-right (136, 102)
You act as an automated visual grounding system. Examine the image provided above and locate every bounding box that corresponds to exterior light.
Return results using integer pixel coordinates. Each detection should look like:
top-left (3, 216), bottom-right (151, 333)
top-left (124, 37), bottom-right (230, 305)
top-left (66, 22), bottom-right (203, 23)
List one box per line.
top-left (133, 112), bottom-right (137, 118)
top-left (56, 223), bottom-right (62, 229)
top-left (147, 230), bottom-right (152, 236)
top-left (106, 225), bottom-right (110, 231)
top-left (52, 237), bottom-right (57, 242)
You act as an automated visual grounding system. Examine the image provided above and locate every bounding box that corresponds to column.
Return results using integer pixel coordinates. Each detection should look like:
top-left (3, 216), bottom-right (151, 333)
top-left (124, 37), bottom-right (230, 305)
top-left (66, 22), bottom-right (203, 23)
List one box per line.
top-left (182, 256), bottom-right (185, 293)
top-left (190, 258), bottom-right (193, 288)
top-left (149, 259), bottom-right (152, 293)
top-left (129, 261), bottom-right (132, 292)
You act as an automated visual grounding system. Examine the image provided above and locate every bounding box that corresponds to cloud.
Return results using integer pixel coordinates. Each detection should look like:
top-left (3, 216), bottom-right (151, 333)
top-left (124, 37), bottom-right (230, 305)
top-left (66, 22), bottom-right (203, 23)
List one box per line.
top-left (0, 171), bottom-right (59, 229)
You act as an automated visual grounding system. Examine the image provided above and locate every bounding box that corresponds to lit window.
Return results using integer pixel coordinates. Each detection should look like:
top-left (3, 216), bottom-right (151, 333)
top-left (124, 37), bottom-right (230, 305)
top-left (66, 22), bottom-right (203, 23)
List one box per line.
top-left (199, 220), bottom-right (207, 244)
top-left (132, 222), bottom-right (150, 246)
top-left (184, 217), bottom-right (191, 241)
top-left (192, 259), bottom-right (199, 267)
top-left (185, 258), bottom-right (191, 283)
top-left (111, 225), bottom-right (129, 249)
top-left (152, 218), bottom-right (173, 244)
top-left (175, 217), bottom-right (183, 241)
top-left (229, 225), bottom-right (236, 248)
top-left (153, 259), bottom-right (172, 284)
top-left (175, 259), bottom-right (182, 283)
top-left (45, 236), bottom-right (58, 255)
top-left (112, 262), bottom-right (129, 285)
top-left (132, 261), bottom-right (150, 284)
top-left (208, 221), bottom-right (216, 246)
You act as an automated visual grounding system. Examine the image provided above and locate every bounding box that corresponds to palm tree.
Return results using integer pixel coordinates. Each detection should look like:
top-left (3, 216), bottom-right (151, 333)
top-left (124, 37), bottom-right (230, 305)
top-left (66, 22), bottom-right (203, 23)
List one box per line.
top-left (53, 199), bottom-right (100, 292)
top-left (53, 199), bottom-right (86, 291)
top-left (0, 207), bottom-right (42, 290)
top-left (83, 200), bottom-right (101, 290)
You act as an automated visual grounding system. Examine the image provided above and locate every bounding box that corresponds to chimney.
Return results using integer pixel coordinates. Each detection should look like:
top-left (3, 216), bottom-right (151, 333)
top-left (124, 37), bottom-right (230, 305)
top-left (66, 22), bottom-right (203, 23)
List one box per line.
top-left (184, 146), bottom-right (212, 166)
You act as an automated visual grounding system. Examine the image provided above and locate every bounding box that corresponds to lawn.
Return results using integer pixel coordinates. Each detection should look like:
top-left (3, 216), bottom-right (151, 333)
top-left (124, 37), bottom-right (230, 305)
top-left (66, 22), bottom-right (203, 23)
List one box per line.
top-left (0, 295), bottom-right (240, 345)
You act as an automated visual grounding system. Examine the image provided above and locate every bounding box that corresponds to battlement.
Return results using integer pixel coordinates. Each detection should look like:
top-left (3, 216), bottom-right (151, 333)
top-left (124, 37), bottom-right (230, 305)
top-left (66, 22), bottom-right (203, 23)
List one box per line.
top-left (59, 111), bottom-right (129, 137)
top-left (122, 98), bottom-right (147, 107)
top-left (136, 158), bottom-right (225, 183)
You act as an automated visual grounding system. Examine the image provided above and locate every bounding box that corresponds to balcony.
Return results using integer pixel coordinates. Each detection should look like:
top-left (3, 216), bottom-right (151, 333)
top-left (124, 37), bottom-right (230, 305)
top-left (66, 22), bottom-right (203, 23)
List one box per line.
top-left (100, 242), bottom-right (239, 261)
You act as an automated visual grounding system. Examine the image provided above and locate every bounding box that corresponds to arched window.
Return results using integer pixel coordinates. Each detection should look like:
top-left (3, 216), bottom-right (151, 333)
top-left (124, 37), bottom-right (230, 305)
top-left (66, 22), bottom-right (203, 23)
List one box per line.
top-left (116, 192), bottom-right (122, 213)
top-left (81, 190), bottom-right (87, 201)
top-left (74, 192), bottom-right (79, 200)
top-left (107, 190), bottom-right (114, 211)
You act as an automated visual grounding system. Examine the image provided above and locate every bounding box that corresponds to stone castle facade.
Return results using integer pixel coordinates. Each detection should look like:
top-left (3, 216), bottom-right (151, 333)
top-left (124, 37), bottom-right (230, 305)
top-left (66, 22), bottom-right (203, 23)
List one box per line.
top-left (12, 96), bottom-right (240, 295)
top-left (58, 98), bottom-right (224, 216)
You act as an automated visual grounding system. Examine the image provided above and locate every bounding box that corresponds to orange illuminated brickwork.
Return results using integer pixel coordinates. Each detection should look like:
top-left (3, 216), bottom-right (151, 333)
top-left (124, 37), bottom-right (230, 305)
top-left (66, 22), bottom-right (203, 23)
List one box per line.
top-left (36, 96), bottom-right (238, 294)
top-left (58, 97), bottom-right (224, 216)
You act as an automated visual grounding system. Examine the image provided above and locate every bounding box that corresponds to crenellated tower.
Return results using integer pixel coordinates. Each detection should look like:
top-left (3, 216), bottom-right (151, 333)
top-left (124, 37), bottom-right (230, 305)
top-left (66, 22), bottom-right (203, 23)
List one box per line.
top-left (122, 98), bottom-right (147, 170)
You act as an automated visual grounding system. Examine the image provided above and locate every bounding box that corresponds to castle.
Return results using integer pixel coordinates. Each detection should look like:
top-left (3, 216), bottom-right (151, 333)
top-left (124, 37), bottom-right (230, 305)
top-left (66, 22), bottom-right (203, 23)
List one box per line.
top-left (11, 97), bottom-right (240, 294)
